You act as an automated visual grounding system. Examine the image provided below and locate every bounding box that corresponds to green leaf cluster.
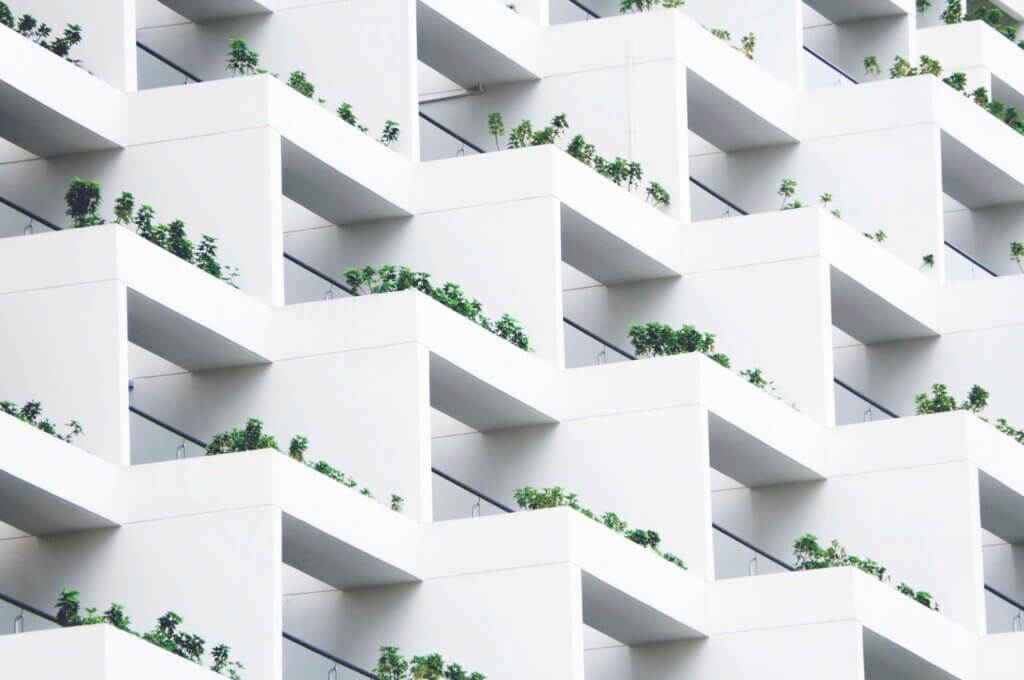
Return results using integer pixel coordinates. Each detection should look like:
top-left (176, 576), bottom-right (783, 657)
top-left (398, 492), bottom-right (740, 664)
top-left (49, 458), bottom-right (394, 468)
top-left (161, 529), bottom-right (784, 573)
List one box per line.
top-left (0, 399), bottom-right (82, 443)
top-left (0, 3), bottom-right (83, 64)
top-left (618, 0), bottom-right (685, 12)
top-left (489, 112), bottom-right (671, 207)
top-left (793, 535), bottom-right (939, 611)
top-left (374, 646), bottom-right (485, 680)
top-left (627, 322), bottom-right (731, 368)
top-left (513, 486), bottom-right (687, 570)
top-left (55, 589), bottom-right (244, 678)
top-left (343, 265), bottom-right (531, 351)
top-left (63, 179), bottom-right (240, 286)
top-left (913, 383), bottom-right (989, 415)
top-left (777, 178), bottom-right (841, 217)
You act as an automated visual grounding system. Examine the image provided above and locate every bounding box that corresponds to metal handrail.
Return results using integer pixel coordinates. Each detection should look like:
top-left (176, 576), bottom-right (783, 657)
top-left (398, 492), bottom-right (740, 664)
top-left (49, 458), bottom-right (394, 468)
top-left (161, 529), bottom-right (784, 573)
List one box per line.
top-left (944, 240), bottom-right (998, 277)
top-left (802, 45), bottom-right (858, 85)
top-left (0, 195), bottom-right (61, 231)
top-left (688, 177), bottom-right (749, 216)
top-left (431, 467), bottom-right (515, 513)
top-left (129, 405), bottom-right (208, 449)
top-left (712, 523), bottom-right (795, 572)
top-left (985, 584), bottom-right (1024, 614)
top-left (283, 252), bottom-right (357, 295)
top-left (0, 591), bottom-right (60, 624)
top-left (418, 111), bottom-right (486, 154)
top-left (833, 378), bottom-right (899, 419)
top-left (136, 42), bottom-right (204, 83)
top-left (566, 0), bottom-right (601, 19)
top-left (562, 317), bottom-right (636, 361)
top-left (283, 632), bottom-right (376, 678)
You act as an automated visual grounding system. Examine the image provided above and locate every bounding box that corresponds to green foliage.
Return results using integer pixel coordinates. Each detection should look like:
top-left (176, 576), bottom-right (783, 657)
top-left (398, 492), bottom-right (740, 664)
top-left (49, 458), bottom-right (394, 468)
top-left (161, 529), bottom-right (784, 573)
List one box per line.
top-left (996, 418), bottom-right (1024, 443)
top-left (64, 178), bottom-right (239, 285)
top-left (113, 192), bottom-right (134, 225)
top-left (864, 56), bottom-right (881, 77)
top-left (55, 589), bottom-right (244, 676)
top-left (205, 418), bottom-right (281, 454)
top-left (287, 70), bottom-right (315, 98)
top-left (628, 322), bottom-right (731, 368)
top-left (819, 192), bottom-right (842, 218)
top-left (710, 28), bottom-right (731, 41)
top-left (914, 383), bottom-right (989, 415)
top-left (740, 32), bottom-right (756, 60)
top-left (343, 265), bottom-right (531, 351)
top-left (65, 177), bottom-right (102, 228)
top-left (941, 0), bottom-right (963, 24)
top-left (487, 112), bottom-right (505, 150)
top-left (863, 229), bottom-right (887, 242)
top-left (740, 368), bottom-right (776, 395)
top-left (917, 0), bottom-right (931, 10)
top-left (1, 5), bottom-right (83, 63)
top-left (374, 646), bottom-right (485, 680)
top-left (1011, 241), bottom-right (1024, 272)
top-left (887, 54), bottom-right (942, 78)
top-left (336, 102), bottom-right (369, 133)
top-left (0, 399), bottom-right (82, 443)
top-left (514, 486), bottom-right (686, 569)
top-left (943, 71), bottom-right (967, 91)
top-left (777, 178), bottom-right (798, 209)
top-left (380, 120), bottom-right (401, 147)
top-left (390, 494), bottom-right (404, 512)
top-left (492, 112), bottom-right (671, 207)
top-left (922, 253), bottom-right (935, 268)
top-left (793, 535), bottom-right (939, 611)
top-left (619, 0), bottom-right (658, 11)
top-left (226, 38), bottom-right (260, 76)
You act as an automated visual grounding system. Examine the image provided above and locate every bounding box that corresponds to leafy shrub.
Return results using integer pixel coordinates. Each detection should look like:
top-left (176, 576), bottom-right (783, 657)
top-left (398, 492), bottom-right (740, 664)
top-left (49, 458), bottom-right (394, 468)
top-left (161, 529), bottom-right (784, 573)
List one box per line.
top-left (628, 322), bottom-right (730, 368)
top-left (913, 383), bottom-right (988, 415)
top-left (205, 419), bottom-right (401, 510)
top-left (374, 646), bottom-right (484, 680)
top-left (0, 3), bottom-right (83, 64)
top-left (793, 535), bottom-right (938, 611)
top-left (343, 265), bottom-right (531, 351)
top-left (1011, 242), bottom-right (1024, 272)
top-left (922, 253), bottom-right (935, 268)
top-left (63, 179), bottom-right (239, 286)
top-left (488, 112), bottom-right (670, 207)
top-left (56, 589), bottom-right (244, 678)
top-left (514, 486), bottom-right (686, 569)
top-left (0, 400), bottom-right (82, 443)
top-left (226, 38), bottom-right (261, 76)
top-left (619, 0), bottom-right (685, 12)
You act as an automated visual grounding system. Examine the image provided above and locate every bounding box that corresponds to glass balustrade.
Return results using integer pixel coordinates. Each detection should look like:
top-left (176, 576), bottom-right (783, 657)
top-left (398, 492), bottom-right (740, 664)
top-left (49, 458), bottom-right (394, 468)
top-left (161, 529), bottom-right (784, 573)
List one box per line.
top-left (944, 241), bottom-right (998, 284)
top-left (0, 595), bottom-right (59, 636)
top-left (136, 44), bottom-right (201, 90)
top-left (712, 525), bottom-right (793, 579)
top-left (834, 379), bottom-right (897, 426)
top-left (284, 254), bottom-right (355, 305)
top-left (689, 178), bottom-right (747, 221)
top-left (432, 469), bottom-right (512, 520)
top-left (986, 586), bottom-right (1024, 634)
top-left (802, 46), bottom-right (857, 90)
top-left (284, 634), bottom-right (375, 679)
top-left (129, 407), bottom-right (205, 465)
top-left (419, 113), bottom-right (483, 162)
top-left (550, 0), bottom-right (600, 24)
top-left (563, 319), bottom-right (634, 368)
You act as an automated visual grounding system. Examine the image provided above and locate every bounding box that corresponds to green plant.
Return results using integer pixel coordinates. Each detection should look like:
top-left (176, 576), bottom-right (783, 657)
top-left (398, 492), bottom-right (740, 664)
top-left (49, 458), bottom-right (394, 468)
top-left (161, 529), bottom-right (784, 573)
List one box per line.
top-left (287, 70), bottom-right (316, 98)
top-left (864, 56), bottom-right (881, 77)
top-left (819, 192), bottom-right (841, 218)
top-left (710, 28), bottom-right (731, 41)
top-left (390, 494), bottom-right (404, 512)
top-left (793, 535), bottom-right (938, 610)
top-left (943, 71), bottom-right (967, 91)
top-left (336, 102), bottom-right (369, 133)
top-left (0, 5), bottom-right (84, 63)
top-left (374, 647), bottom-right (484, 680)
top-left (922, 253), bottom-right (935, 268)
top-left (863, 229), bottom-right (887, 242)
top-left (996, 418), bottom-right (1024, 443)
top-left (1011, 241), bottom-right (1024, 272)
top-left (941, 0), bottom-right (963, 24)
top-left (56, 589), bottom-right (244, 676)
top-left (64, 179), bottom-right (239, 286)
top-left (514, 486), bottom-right (686, 569)
top-left (740, 368), bottom-right (775, 392)
top-left (226, 38), bottom-right (260, 76)
top-left (343, 265), bottom-right (531, 351)
top-left (914, 383), bottom-right (989, 415)
top-left (1, 399), bottom-right (82, 443)
top-left (628, 322), bottom-right (730, 368)
top-left (619, 0), bottom-right (657, 11)
top-left (487, 112), bottom-right (505, 150)
top-left (917, 0), bottom-right (931, 11)
top-left (740, 33), bottom-right (756, 60)
top-left (777, 178), bottom-right (798, 209)
top-left (646, 181), bottom-right (671, 207)
top-left (65, 177), bottom-right (103, 228)
top-left (380, 120), bottom-right (401, 147)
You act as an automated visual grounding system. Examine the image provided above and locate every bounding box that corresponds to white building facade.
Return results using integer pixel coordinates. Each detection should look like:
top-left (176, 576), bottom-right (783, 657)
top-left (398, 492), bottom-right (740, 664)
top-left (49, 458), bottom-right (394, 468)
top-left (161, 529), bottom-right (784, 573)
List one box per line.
top-left (1, 0), bottom-right (1023, 677)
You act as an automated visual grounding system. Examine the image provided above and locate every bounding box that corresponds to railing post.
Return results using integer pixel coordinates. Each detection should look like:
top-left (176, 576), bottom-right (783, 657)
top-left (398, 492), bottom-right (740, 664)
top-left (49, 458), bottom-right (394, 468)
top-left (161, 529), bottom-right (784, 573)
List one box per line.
top-left (13, 610), bottom-right (24, 633)
top-left (748, 555), bottom-right (759, 577)
top-left (1013, 611), bottom-right (1022, 632)
top-left (472, 498), bottom-right (481, 517)
top-left (324, 286), bottom-right (334, 300)
top-left (23, 219), bottom-right (33, 235)
top-left (176, 441), bottom-right (186, 460)
top-left (863, 407), bottom-right (873, 423)
top-left (327, 665), bottom-right (338, 680)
